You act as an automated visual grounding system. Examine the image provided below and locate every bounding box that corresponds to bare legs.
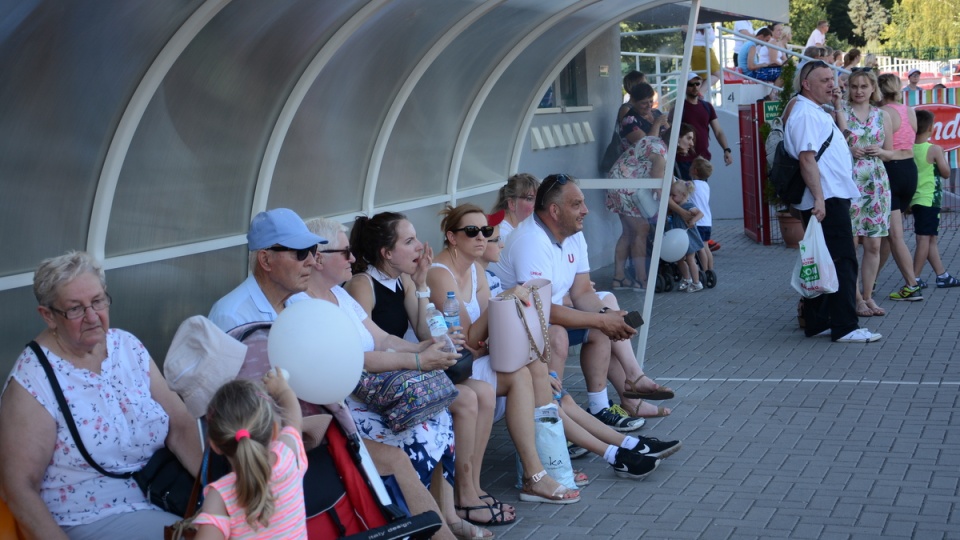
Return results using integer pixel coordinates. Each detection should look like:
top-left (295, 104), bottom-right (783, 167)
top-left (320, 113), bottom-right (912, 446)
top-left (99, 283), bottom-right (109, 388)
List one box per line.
top-left (879, 210), bottom-right (919, 287)
top-left (613, 214), bottom-right (648, 286)
top-left (857, 236), bottom-right (882, 312)
top-left (913, 234), bottom-right (946, 277)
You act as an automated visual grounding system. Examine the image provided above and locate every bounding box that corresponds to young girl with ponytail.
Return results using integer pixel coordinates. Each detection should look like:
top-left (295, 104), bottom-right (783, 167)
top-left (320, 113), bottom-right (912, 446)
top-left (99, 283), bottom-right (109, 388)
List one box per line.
top-left (193, 369), bottom-right (307, 539)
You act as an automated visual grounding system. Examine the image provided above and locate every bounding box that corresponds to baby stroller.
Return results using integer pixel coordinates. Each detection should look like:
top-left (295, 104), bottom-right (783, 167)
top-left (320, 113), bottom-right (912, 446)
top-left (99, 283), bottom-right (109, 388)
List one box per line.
top-left (648, 226), bottom-right (717, 293)
top-left (226, 321), bottom-right (443, 539)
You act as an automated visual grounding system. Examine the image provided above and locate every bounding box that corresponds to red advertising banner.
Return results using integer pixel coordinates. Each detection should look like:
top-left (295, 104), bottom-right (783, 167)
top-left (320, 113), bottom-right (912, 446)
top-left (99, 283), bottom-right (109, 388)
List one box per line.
top-left (915, 103), bottom-right (960, 152)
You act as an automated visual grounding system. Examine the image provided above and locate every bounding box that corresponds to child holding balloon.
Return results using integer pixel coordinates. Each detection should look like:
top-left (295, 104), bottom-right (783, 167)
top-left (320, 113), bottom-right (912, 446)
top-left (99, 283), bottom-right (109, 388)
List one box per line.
top-left (666, 180), bottom-right (705, 293)
top-left (193, 369), bottom-right (308, 539)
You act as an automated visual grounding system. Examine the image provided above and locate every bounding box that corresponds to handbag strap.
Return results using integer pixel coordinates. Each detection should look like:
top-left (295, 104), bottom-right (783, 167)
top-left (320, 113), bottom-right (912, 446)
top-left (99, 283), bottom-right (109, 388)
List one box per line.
top-left (814, 131), bottom-right (834, 161)
top-left (27, 341), bottom-right (134, 480)
top-left (510, 287), bottom-right (550, 364)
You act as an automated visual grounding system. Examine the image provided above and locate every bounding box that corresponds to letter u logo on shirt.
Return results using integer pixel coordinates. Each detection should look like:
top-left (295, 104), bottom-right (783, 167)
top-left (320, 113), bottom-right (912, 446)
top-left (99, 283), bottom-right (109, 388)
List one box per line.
top-left (568, 254), bottom-right (575, 263)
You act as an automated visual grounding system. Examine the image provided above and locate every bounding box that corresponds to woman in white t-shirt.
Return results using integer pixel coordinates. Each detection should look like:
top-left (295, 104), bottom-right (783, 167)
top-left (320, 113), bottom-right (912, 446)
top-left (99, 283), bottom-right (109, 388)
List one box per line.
top-left (490, 173), bottom-right (540, 240)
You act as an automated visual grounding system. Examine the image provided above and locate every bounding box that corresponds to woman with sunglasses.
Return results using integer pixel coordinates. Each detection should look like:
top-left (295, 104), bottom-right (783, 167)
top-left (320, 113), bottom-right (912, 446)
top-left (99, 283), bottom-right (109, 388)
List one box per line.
top-left (843, 69), bottom-right (894, 316)
top-left (490, 173), bottom-right (540, 240)
top-left (304, 218), bottom-right (474, 540)
top-left (428, 204), bottom-right (581, 517)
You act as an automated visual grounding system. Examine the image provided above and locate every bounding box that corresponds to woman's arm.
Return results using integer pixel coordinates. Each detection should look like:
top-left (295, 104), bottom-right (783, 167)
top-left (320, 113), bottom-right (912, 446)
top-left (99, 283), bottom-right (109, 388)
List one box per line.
top-left (363, 345), bottom-right (456, 373)
top-left (401, 274), bottom-right (432, 341)
top-left (0, 382), bottom-right (69, 540)
top-left (149, 359), bottom-right (203, 475)
top-left (426, 264), bottom-right (491, 351)
top-left (344, 274), bottom-right (376, 318)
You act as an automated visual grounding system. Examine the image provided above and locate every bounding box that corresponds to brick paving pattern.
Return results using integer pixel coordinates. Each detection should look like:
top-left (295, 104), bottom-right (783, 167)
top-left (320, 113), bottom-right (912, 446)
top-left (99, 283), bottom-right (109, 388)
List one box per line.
top-left (476, 218), bottom-right (960, 539)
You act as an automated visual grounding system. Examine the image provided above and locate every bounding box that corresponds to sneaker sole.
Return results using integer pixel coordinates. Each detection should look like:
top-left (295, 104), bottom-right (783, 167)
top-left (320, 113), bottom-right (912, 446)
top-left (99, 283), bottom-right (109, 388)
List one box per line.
top-left (643, 441), bottom-right (682, 459)
top-left (607, 418), bottom-right (645, 433)
top-left (568, 447), bottom-right (589, 460)
top-left (836, 335), bottom-right (882, 343)
top-left (613, 458), bottom-right (660, 479)
top-left (889, 296), bottom-right (923, 302)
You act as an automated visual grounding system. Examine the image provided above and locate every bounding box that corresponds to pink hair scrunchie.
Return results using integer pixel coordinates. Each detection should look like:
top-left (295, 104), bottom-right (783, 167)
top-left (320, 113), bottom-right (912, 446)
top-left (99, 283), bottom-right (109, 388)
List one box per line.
top-left (235, 429), bottom-right (251, 442)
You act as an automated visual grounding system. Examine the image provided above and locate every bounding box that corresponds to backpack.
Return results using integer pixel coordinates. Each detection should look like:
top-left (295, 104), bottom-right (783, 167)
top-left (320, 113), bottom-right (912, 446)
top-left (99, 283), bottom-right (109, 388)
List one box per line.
top-left (767, 116), bottom-right (833, 206)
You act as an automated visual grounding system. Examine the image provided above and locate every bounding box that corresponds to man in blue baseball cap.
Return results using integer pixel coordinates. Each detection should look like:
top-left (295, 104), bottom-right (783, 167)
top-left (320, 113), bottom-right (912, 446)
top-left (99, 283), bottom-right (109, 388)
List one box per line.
top-left (209, 208), bottom-right (327, 331)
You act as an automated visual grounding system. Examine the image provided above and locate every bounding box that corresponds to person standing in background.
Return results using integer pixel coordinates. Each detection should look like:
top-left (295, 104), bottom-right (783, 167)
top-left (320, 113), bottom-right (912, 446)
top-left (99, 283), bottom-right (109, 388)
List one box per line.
top-left (805, 20), bottom-right (829, 49)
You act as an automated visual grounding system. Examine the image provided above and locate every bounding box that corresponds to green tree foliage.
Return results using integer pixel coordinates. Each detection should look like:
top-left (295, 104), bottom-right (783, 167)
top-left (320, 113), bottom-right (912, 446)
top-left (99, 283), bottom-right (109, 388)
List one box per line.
top-left (849, 0), bottom-right (889, 44)
top-left (788, 0), bottom-right (829, 49)
top-left (881, 0), bottom-right (960, 58)
top-left (619, 22), bottom-right (684, 77)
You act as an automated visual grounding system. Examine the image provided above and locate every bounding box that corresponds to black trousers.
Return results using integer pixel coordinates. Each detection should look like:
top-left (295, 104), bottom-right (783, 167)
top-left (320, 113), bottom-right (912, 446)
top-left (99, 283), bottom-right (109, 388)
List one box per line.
top-left (800, 198), bottom-right (859, 340)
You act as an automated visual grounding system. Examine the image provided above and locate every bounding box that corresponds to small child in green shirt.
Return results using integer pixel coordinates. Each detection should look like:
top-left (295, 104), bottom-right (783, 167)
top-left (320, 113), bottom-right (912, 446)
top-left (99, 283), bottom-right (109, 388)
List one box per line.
top-left (911, 109), bottom-right (958, 288)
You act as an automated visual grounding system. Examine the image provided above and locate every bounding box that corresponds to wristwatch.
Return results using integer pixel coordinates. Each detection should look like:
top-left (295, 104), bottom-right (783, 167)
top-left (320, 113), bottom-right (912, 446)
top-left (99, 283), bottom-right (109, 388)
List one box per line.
top-left (723, 148), bottom-right (732, 153)
top-left (415, 288), bottom-right (431, 299)
top-left (599, 307), bottom-right (611, 314)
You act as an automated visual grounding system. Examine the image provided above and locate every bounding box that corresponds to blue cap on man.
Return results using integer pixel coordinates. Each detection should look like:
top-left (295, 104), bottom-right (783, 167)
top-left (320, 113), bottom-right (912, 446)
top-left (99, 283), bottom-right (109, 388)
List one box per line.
top-left (247, 208), bottom-right (327, 250)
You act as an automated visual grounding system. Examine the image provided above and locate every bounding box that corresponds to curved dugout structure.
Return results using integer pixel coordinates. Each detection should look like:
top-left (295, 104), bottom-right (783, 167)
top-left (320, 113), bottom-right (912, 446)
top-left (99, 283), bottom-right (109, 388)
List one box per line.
top-left (1, 0), bottom-right (786, 366)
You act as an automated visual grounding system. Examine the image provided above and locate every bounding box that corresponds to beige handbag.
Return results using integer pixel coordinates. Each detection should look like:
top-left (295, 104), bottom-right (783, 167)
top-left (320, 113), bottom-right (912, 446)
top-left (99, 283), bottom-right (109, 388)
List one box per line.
top-left (488, 279), bottom-right (551, 373)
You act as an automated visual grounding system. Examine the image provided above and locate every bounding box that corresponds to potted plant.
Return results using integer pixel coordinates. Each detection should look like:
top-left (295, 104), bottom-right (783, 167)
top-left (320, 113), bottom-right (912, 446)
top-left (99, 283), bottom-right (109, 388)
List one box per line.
top-left (760, 60), bottom-right (803, 248)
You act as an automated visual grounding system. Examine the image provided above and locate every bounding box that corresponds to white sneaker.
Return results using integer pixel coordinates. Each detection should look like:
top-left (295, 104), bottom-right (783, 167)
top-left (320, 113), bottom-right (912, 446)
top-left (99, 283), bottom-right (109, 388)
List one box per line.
top-left (687, 281), bottom-right (704, 293)
top-left (677, 279), bottom-right (691, 291)
top-left (835, 328), bottom-right (882, 343)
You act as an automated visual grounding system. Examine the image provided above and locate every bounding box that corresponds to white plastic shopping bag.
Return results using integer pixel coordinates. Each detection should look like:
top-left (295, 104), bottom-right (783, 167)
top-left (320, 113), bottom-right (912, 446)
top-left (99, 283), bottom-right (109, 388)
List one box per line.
top-left (790, 218), bottom-right (839, 298)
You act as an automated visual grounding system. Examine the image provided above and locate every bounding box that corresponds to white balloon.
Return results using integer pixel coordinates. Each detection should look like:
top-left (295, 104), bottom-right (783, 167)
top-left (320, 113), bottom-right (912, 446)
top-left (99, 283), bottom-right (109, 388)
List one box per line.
top-left (660, 228), bottom-right (690, 263)
top-left (268, 299), bottom-right (363, 405)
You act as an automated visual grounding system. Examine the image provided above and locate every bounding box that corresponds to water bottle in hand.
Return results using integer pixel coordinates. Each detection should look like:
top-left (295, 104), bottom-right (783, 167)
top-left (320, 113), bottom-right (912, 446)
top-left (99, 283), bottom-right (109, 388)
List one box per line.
top-left (426, 302), bottom-right (457, 353)
top-left (442, 291), bottom-right (460, 328)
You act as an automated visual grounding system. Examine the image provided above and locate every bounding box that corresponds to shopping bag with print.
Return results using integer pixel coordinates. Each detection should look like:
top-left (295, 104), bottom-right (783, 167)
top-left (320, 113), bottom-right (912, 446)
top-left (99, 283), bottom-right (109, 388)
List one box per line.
top-left (790, 218), bottom-right (838, 298)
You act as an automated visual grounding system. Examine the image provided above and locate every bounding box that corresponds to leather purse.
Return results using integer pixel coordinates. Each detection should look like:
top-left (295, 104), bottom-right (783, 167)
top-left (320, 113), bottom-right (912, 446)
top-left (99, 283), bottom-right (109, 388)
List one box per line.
top-left (444, 350), bottom-right (474, 384)
top-left (487, 279), bottom-right (551, 373)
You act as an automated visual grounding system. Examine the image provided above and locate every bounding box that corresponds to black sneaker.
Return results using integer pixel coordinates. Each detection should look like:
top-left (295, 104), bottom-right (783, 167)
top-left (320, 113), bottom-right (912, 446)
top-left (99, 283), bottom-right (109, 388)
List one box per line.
top-left (567, 440), bottom-right (589, 460)
top-left (631, 436), bottom-right (682, 459)
top-left (592, 403), bottom-right (645, 433)
top-left (611, 448), bottom-right (660, 479)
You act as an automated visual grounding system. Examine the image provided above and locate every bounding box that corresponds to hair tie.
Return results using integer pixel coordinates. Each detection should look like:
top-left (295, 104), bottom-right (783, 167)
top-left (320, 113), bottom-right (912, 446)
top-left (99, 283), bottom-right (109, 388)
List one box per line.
top-left (235, 429), bottom-right (251, 442)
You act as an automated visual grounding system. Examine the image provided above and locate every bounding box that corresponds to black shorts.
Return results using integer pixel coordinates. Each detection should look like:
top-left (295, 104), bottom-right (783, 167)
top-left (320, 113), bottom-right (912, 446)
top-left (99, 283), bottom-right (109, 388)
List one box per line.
top-left (911, 205), bottom-right (940, 236)
top-left (884, 158), bottom-right (918, 212)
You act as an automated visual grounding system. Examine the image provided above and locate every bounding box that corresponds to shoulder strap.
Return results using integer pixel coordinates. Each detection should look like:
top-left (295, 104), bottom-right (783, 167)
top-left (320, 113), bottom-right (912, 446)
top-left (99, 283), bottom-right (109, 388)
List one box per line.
top-left (814, 131), bottom-right (834, 161)
top-left (27, 341), bottom-right (133, 479)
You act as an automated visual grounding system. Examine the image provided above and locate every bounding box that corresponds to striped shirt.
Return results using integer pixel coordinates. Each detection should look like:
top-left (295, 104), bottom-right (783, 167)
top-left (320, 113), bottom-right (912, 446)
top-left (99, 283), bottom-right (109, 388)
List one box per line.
top-left (194, 426), bottom-right (308, 539)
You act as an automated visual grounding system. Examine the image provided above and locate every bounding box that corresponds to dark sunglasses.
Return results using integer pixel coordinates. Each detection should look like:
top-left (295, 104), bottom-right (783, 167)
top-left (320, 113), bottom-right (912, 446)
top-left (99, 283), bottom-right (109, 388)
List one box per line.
top-left (687, 81), bottom-right (702, 87)
top-left (452, 225), bottom-right (495, 238)
top-left (535, 173), bottom-right (574, 210)
top-left (850, 67), bottom-right (873, 73)
top-left (267, 244), bottom-right (318, 261)
top-left (320, 247), bottom-right (352, 259)
top-left (487, 236), bottom-right (501, 244)
top-left (800, 60), bottom-right (830, 81)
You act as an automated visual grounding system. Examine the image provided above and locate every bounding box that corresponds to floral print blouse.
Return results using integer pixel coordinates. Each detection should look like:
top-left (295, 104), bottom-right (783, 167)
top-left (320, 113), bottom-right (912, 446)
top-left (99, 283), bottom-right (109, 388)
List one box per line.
top-left (3, 329), bottom-right (169, 525)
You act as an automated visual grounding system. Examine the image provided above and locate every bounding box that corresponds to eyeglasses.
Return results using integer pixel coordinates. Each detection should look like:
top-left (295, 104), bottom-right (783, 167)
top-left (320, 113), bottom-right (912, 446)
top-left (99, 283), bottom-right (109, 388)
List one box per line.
top-left (487, 236), bottom-right (501, 244)
top-left (851, 67), bottom-right (873, 73)
top-left (452, 225), bottom-right (495, 238)
top-left (320, 247), bottom-right (352, 259)
top-left (535, 173), bottom-right (574, 210)
top-left (267, 244), bottom-right (318, 261)
top-left (799, 60), bottom-right (830, 81)
top-left (49, 293), bottom-right (112, 320)
top-left (687, 81), bottom-right (701, 87)
top-left (515, 194), bottom-right (535, 202)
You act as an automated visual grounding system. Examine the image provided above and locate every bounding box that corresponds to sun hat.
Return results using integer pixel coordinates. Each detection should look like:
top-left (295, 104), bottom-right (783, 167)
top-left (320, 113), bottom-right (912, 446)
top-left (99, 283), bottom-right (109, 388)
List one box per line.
top-left (908, 68), bottom-right (921, 77)
top-left (247, 208), bottom-right (327, 251)
top-left (164, 315), bottom-right (248, 418)
top-left (687, 72), bottom-right (702, 81)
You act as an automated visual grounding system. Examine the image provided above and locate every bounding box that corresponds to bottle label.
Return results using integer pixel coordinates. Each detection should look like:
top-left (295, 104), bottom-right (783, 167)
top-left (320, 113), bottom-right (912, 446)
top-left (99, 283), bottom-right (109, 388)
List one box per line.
top-left (443, 314), bottom-right (460, 328)
top-left (427, 315), bottom-right (448, 336)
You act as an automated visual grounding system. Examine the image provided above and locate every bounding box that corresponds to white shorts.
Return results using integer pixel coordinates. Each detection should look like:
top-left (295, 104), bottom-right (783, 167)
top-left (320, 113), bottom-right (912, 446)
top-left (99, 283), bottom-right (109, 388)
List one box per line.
top-left (470, 355), bottom-right (508, 422)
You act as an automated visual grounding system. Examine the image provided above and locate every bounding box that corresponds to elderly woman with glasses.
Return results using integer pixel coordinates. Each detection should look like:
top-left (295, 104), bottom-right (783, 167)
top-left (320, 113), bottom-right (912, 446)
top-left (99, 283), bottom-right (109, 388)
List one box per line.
top-left (0, 251), bottom-right (202, 540)
top-left (490, 173), bottom-right (540, 240)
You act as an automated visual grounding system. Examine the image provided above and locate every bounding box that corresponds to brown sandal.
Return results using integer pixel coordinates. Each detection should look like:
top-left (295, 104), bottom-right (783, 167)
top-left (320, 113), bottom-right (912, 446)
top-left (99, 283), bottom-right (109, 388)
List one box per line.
top-left (625, 399), bottom-right (671, 418)
top-left (865, 299), bottom-right (886, 316)
top-left (623, 374), bottom-right (675, 400)
top-left (856, 300), bottom-right (873, 318)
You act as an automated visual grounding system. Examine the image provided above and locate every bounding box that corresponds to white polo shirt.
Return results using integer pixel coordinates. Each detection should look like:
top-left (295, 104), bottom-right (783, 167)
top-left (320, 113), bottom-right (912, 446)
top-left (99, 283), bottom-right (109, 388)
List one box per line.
top-left (208, 274), bottom-right (309, 332)
top-left (784, 95), bottom-right (858, 210)
top-left (805, 28), bottom-right (825, 48)
top-left (489, 214), bottom-right (589, 305)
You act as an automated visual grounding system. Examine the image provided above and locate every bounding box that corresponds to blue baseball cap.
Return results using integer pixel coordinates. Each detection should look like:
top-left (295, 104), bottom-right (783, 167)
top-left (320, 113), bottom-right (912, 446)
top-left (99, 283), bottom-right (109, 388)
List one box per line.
top-left (247, 208), bottom-right (327, 251)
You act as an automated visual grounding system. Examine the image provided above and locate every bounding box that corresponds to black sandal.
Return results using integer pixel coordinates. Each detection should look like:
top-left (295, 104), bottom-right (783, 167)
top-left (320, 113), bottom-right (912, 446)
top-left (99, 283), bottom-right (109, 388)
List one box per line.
top-left (455, 503), bottom-right (514, 526)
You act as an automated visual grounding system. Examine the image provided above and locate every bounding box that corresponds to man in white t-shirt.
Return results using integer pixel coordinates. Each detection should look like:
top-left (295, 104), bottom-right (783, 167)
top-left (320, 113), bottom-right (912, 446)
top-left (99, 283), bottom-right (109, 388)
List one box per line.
top-left (805, 20), bottom-right (828, 49)
top-left (785, 61), bottom-right (880, 343)
top-left (492, 174), bottom-right (676, 432)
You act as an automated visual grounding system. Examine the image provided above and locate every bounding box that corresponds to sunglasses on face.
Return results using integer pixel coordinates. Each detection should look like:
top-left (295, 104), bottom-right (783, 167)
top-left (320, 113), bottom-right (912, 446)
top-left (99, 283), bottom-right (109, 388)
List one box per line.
top-left (320, 247), bottom-right (352, 259)
top-left (851, 67), bottom-right (873, 73)
top-left (687, 81), bottom-right (702, 87)
top-left (535, 173), bottom-right (573, 210)
top-left (452, 225), bottom-right (495, 238)
top-left (267, 244), bottom-right (318, 261)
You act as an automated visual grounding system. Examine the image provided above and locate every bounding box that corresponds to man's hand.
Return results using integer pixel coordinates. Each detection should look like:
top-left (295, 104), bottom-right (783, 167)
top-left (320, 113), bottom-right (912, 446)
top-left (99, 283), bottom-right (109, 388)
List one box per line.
top-left (596, 310), bottom-right (637, 341)
top-left (723, 151), bottom-right (733, 166)
top-left (812, 198), bottom-right (826, 222)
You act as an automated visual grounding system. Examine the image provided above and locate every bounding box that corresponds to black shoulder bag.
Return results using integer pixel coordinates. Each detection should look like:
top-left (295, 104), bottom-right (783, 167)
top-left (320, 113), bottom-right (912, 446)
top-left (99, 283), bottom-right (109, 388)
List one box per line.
top-left (769, 128), bottom-right (834, 206)
top-left (27, 341), bottom-right (199, 517)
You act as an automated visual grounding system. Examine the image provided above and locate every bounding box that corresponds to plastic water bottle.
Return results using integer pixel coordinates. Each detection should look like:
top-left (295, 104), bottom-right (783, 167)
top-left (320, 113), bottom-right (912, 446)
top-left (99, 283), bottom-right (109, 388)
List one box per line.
top-left (442, 291), bottom-right (460, 329)
top-left (425, 303), bottom-right (457, 353)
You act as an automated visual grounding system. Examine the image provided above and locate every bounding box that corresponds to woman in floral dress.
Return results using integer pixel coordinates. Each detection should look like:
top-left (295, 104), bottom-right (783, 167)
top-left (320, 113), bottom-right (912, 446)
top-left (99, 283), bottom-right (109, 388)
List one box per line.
top-left (843, 69), bottom-right (894, 316)
top-left (604, 82), bottom-right (669, 290)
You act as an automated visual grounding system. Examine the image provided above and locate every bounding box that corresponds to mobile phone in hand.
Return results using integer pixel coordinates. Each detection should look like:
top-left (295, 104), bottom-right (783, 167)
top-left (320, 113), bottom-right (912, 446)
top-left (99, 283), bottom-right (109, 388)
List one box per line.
top-left (623, 311), bottom-right (643, 328)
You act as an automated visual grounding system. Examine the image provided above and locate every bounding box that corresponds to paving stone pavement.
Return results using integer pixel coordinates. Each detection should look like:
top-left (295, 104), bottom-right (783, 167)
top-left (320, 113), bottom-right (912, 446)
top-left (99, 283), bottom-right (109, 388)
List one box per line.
top-left (475, 218), bottom-right (960, 540)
